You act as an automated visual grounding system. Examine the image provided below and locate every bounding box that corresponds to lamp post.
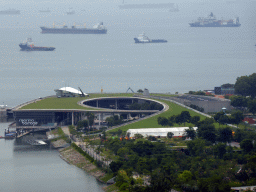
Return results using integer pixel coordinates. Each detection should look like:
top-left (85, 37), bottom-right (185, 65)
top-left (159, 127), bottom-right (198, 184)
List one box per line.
top-left (222, 107), bottom-right (227, 114)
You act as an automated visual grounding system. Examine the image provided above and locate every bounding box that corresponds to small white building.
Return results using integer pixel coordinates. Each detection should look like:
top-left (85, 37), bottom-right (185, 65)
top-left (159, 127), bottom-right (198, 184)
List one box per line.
top-left (143, 88), bottom-right (150, 96)
top-left (126, 127), bottom-right (197, 138)
top-left (54, 87), bottom-right (88, 97)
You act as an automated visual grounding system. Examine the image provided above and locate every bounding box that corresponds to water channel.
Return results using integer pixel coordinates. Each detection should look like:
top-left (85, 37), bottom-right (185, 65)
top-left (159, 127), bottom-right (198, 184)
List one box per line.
top-left (0, 122), bottom-right (105, 192)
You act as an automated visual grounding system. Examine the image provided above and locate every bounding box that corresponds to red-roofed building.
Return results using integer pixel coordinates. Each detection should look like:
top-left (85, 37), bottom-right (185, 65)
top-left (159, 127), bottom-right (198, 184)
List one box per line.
top-left (243, 117), bottom-right (256, 124)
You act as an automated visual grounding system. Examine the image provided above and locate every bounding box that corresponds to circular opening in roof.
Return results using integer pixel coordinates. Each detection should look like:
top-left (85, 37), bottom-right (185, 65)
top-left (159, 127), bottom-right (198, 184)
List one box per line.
top-left (82, 97), bottom-right (164, 111)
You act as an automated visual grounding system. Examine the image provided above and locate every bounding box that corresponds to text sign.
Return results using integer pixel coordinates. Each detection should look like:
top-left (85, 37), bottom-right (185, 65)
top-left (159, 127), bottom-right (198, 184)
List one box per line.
top-left (19, 119), bottom-right (38, 126)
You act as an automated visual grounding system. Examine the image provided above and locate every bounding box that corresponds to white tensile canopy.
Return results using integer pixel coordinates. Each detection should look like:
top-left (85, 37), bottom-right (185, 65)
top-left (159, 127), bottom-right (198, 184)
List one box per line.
top-left (59, 87), bottom-right (82, 94)
top-left (56, 87), bottom-right (88, 96)
top-left (126, 127), bottom-right (197, 138)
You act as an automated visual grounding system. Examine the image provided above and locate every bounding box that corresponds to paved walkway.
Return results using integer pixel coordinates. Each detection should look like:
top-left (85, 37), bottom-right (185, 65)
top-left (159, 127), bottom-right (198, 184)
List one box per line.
top-left (61, 126), bottom-right (70, 136)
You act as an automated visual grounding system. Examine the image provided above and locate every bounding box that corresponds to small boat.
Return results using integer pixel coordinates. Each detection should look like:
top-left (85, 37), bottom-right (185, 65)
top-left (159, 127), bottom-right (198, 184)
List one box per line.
top-left (27, 140), bottom-right (47, 145)
top-left (5, 133), bottom-right (15, 139)
top-left (134, 32), bottom-right (167, 43)
top-left (67, 8), bottom-right (75, 15)
top-left (19, 38), bottom-right (55, 51)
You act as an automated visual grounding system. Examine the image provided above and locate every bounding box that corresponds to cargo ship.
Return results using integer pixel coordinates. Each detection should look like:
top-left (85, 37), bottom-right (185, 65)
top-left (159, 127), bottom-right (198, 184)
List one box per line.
top-left (0, 9), bottom-right (20, 15)
top-left (189, 12), bottom-right (241, 27)
top-left (40, 22), bottom-right (107, 34)
top-left (19, 38), bottom-right (55, 51)
top-left (134, 33), bottom-right (167, 43)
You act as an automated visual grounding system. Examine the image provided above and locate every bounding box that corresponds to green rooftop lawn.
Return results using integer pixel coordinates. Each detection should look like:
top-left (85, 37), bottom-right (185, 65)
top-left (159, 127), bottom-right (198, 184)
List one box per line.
top-left (21, 93), bottom-right (223, 132)
top-left (20, 93), bottom-right (134, 110)
top-left (109, 99), bottom-right (208, 132)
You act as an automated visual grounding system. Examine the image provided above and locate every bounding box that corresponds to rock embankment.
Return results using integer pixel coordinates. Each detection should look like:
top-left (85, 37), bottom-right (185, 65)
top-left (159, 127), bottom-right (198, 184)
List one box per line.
top-left (59, 147), bottom-right (106, 179)
top-left (51, 139), bottom-right (68, 148)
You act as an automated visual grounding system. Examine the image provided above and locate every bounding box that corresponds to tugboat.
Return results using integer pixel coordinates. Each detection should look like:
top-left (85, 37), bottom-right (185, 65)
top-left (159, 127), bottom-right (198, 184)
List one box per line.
top-left (189, 12), bottom-right (241, 27)
top-left (19, 38), bottom-right (55, 51)
top-left (134, 33), bottom-right (167, 43)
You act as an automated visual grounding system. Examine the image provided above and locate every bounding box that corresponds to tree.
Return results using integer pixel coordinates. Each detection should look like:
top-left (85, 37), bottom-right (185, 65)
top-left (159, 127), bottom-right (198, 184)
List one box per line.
top-left (198, 175), bottom-right (231, 192)
top-left (214, 111), bottom-right (225, 126)
top-left (230, 111), bottom-right (244, 127)
top-left (247, 99), bottom-right (256, 115)
top-left (106, 117), bottom-right (114, 126)
top-left (102, 130), bottom-right (106, 140)
top-left (106, 115), bottom-right (123, 126)
top-left (197, 118), bottom-right (215, 127)
top-left (197, 124), bottom-right (217, 143)
top-left (178, 170), bottom-right (193, 183)
top-left (149, 168), bottom-right (174, 192)
top-left (157, 117), bottom-right (169, 127)
top-left (190, 116), bottom-right (200, 125)
top-left (175, 115), bottom-right (183, 126)
top-left (240, 139), bottom-right (253, 153)
top-left (165, 116), bottom-right (175, 127)
top-left (86, 112), bottom-right (95, 128)
top-left (110, 161), bottom-right (123, 173)
top-left (180, 111), bottom-right (191, 126)
top-left (218, 115), bottom-right (230, 126)
top-left (214, 143), bottom-right (226, 159)
top-left (117, 129), bottom-right (122, 136)
top-left (137, 89), bottom-right (143, 93)
top-left (134, 134), bottom-right (143, 139)
top-left (217, 127), bottom-right (233, 143)
top-left (230, 95), bottom-right (248, 108)
top-left (235, 73), bottom-right (256, 98)
top-left (185, 127), bottom-right (196, 139)
top-left (187, 138), bottom-right (206, 156)
top-left (115, 169), bottom-right (129, 187)
top-left (167, 132), bottom-right (174, 139)
top-left (117, 147), bottom-right (130, 158)
top-left (77, 119), bottom-right (88, 130)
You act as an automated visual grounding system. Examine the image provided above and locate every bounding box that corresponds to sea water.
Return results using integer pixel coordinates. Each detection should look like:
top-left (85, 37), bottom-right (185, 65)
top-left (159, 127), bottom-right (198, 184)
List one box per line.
top-left (0, 123), bottom-right (105, 192)
top-left (0, 0), bottom-right (255, 107)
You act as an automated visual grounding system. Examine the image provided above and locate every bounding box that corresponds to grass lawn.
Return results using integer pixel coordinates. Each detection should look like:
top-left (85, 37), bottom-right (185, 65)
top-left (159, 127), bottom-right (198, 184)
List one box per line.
top-left (109, 100), bottom-right (208, 132)
top-left (104, 184), bottom-right (119, 192)
top-left (100, 173), bottom-right (114, 183)
top-left (20, 93), bottom-right (134, 110)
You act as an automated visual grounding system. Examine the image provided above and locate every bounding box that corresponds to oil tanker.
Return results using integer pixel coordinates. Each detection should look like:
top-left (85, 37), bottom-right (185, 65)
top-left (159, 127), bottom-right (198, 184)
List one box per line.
top-left (19, 38), bottom-right (55, 51)
top-left (134, 33), bottom-right (167, 43)
top-left (189, 12), bottom-right (241, 27)
top-left (40, 22), bottom-right (107, 34)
